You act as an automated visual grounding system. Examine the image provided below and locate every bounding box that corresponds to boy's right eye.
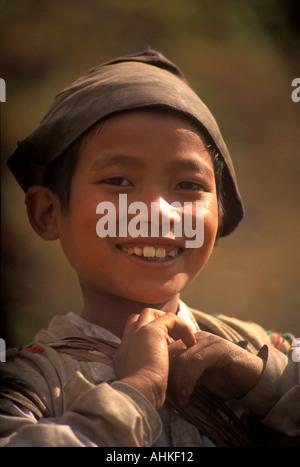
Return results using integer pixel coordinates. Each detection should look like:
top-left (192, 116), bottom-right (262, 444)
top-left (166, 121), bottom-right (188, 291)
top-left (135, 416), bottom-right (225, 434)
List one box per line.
top-left (102, 177), bottom-right (133, 186)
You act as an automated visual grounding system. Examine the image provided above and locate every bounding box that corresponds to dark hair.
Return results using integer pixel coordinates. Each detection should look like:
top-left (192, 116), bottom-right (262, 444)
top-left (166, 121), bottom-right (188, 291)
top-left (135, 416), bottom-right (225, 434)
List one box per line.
top-left (42, 107), bottom-right (225, 235)
top-left (42, 137), bottom-right (83, 212)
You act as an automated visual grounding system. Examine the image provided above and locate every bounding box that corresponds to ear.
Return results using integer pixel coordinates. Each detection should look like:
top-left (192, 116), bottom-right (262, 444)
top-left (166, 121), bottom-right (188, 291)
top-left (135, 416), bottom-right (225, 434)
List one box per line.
top-left (25, 186), bottom-right (60, 240)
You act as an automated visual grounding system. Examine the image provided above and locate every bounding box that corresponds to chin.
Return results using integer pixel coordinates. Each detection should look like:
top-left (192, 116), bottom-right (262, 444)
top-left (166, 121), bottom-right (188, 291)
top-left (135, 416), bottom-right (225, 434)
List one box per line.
top-left (123, 281), bottom-right (187, 306)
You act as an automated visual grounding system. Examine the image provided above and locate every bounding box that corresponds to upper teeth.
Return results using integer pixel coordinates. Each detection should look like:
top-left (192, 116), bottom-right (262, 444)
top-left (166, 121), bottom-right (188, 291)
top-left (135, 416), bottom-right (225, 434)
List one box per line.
top-left (121, 245), bottom-right (179, 258)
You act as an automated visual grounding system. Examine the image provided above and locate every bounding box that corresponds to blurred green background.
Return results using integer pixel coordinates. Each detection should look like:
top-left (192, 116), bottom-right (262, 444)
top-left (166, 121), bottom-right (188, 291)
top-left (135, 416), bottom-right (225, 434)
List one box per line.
top-left (1, 0), bottom-right (299, 346)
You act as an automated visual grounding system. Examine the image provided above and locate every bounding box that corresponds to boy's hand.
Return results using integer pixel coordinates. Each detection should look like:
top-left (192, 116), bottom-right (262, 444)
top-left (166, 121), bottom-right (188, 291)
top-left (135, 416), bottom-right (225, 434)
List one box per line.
top-left (113, 308), bottom-right (196, 410)
top-left (168, 331), bottom-right (264, 405)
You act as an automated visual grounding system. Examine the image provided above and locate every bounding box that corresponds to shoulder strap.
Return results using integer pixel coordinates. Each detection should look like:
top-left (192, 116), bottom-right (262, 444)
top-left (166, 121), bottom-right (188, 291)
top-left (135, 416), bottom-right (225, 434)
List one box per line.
top-left (47, 336), bottom-right (118, 365)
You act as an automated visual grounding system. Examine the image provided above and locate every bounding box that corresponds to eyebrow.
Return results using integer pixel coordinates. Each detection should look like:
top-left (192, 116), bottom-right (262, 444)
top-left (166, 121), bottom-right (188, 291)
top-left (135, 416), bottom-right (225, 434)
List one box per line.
top-left (90, 152), bottom-right (214, 178)
top-left (90, 154), bottom-right (147, 171)
top-left (174, 157), bottom-right (214, 179)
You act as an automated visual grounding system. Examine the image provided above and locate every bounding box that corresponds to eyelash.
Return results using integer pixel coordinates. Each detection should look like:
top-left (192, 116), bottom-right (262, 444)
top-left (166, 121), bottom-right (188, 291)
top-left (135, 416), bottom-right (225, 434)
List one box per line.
top-left (101, 178), bottom-right (204, 191)
top-left (175, 181), bottom-right (204, 191)
top-left (102, 177), bottom-right (133, 186)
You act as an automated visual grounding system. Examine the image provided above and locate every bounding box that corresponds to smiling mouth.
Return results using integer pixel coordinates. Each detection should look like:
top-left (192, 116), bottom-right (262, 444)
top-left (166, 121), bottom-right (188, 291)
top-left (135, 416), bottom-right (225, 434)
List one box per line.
top-left (118, 244), bottom-right (182, 261)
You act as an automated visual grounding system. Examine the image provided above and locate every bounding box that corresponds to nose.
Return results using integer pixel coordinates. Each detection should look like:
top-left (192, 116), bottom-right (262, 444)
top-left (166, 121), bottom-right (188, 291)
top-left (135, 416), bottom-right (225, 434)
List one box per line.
top-left (151, 197), bottom-right (183, 239)
top-left (133, 196), bottom-right (182, 239)
top-left (154, 197), bottom-right (182, 224)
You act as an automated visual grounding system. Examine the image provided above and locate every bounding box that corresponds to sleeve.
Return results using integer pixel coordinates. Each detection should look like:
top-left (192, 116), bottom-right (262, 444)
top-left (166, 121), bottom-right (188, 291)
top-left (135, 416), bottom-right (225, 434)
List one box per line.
top-left (240, 344), bottom-right (300, 437)
top-left (0, 371), bottom-right (162, 447)
top-left (193, 309), bottom-right (300, 437)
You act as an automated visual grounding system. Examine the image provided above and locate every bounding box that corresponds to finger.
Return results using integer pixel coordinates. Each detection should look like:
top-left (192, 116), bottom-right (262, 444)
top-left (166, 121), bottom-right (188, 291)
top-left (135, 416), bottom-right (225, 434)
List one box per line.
top-left (122, 308), bottom-right (164, 340)
top-left (137, 308), bottom-right (175, 343)
top-left (169, 333), bottom-right (222, 403)
top-left (167, 314), bottom-right (196, 348)
top-left (122, 313), bottom-right (140, 340)
top-left (124, 309), bottom-right (196, 350)
top-left (148, 312), bottom-right (196, 348)
top-left (168, 340), bottom-right (188, 358)
top-left (181, 347), bottom-right (217, 400)
top-left (136, 308), bottom-right (165, 327)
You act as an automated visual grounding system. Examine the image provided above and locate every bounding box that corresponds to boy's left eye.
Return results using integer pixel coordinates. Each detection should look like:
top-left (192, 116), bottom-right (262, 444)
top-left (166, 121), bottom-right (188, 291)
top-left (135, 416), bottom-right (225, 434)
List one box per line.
top-left (102, 177), bottom-right (133, 186)
top-left (175, 181), bottom-right (204, 191)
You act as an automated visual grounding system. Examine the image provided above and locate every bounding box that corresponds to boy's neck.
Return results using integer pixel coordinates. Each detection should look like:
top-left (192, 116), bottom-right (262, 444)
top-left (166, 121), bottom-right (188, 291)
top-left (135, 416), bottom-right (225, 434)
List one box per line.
top-left (79, 289), bottom-right (181, 339)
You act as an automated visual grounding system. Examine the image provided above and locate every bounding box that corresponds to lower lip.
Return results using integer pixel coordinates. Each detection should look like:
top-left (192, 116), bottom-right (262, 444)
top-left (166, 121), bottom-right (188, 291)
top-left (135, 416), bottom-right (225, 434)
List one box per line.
top-left (117, 246), bottom-right (183, 269)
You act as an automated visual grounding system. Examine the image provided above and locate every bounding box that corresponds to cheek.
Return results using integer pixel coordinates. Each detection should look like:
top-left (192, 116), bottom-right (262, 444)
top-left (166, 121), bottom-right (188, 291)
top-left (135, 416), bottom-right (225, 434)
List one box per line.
top-left (195, 194), bottom-right (219, 245)
top-left (204, 202), bottom-right (219, 243)
top-left (57, 206), bottom-right (102, 268)
top-left (204, 201), bottom-right (219, 254)
top-left (188, 199), bottom-right (218, 268)
top-left (59, 226), bottom-right (115, 290)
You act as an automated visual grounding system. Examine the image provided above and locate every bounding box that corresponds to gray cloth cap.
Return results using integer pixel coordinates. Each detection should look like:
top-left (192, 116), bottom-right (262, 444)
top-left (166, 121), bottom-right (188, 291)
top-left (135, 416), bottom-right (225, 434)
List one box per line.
top-left (7, 49), bottom-right (244, 236)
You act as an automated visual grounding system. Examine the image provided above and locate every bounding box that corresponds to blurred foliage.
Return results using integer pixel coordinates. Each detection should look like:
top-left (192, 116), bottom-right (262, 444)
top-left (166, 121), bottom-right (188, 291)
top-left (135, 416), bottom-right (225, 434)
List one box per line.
top-left (1, 0), bottom-right (299, 345)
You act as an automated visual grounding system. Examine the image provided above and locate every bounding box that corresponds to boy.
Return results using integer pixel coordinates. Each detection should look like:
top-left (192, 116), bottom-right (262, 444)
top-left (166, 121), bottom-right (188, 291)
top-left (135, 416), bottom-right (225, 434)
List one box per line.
top-left (1, 49), bottom-right (299, 447)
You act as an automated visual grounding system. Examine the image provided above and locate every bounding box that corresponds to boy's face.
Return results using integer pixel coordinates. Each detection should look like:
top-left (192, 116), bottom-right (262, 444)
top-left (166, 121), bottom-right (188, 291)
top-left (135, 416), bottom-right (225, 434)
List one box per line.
top-left (56, 111), bottom-right (218, 306)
